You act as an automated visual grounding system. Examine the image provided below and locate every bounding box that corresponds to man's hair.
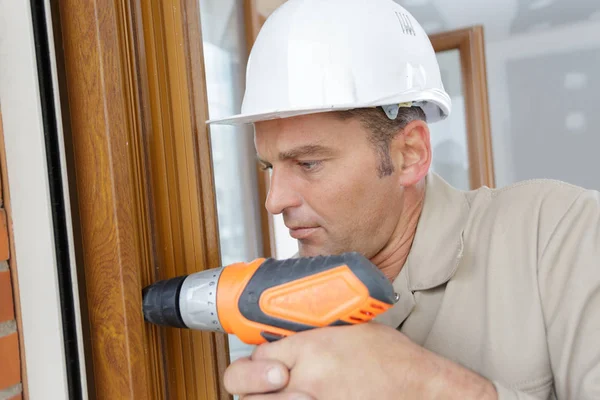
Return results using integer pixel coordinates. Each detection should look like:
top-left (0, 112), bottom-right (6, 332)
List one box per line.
top-left (335, 106), bottom-right (427, 177)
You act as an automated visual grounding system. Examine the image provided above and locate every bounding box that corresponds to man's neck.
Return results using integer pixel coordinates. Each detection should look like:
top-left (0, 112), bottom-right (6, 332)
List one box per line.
top-left (370, 181), bottom-right (426, 281)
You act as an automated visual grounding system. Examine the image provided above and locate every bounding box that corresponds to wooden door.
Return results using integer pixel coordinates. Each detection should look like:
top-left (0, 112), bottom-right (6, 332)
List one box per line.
top-left (53, 0), bottom-right (231, 398)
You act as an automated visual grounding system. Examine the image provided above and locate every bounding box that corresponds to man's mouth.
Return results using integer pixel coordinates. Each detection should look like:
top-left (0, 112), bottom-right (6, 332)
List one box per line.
top-left (287, 226), bottom-right (320, 240)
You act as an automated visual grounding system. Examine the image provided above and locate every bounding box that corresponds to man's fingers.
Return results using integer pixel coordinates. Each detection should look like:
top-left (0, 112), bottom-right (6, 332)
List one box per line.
top-left (224, 357), bottom-right (289, 395)
top-left (251, 333), bottom-right (304, 369)
top-left (240, 392), bottom-right (314, 400)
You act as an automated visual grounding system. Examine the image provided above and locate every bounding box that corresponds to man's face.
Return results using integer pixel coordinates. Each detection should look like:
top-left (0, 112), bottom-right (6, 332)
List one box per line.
top-left (255, 112), bottom-right (406, 258)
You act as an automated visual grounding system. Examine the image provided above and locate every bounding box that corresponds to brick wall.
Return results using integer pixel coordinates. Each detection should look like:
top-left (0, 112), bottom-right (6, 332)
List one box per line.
top-left (0, 110), bottom-right (23, 400)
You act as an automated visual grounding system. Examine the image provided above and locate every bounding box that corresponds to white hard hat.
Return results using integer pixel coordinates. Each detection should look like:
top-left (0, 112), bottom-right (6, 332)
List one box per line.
top-left (207, 0), bottom-right (451, 125)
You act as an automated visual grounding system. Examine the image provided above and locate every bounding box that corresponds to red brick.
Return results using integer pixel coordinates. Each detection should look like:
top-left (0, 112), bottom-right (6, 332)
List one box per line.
top-left (0, 271), bottom-right (14, 322)
top-left (0, 210), bottom-right (8, 261)
top-left (0, 333), bottom-right (20, 390)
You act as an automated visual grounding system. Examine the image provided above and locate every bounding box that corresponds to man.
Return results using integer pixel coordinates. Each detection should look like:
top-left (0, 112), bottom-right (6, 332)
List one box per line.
top-left (207, 0), bottom-right (600, 399)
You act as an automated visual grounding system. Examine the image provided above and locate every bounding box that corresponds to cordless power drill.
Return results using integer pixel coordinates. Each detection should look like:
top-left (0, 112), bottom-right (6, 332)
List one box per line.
top-left (142, 252), bottom-right (398, 344)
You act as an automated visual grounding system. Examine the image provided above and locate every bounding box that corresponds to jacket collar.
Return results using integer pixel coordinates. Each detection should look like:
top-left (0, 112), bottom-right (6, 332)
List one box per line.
top-left (402, 171), bottom-right (470, 291)
top-left (375, 172), bottom-right (470, 328)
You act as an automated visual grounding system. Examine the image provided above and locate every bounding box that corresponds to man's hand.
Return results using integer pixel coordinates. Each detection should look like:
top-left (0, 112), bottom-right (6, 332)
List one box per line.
top-left (223, 322), bottom-right (498, 400)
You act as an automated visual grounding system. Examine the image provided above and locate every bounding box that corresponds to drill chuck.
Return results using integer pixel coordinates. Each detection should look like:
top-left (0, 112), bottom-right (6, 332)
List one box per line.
top-left (141, 275), bottom-right (187, 328)
top-left (142, 267), bottom-right (225, 333)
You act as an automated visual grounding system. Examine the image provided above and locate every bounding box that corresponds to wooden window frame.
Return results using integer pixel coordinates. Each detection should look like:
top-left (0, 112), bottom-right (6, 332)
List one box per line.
top-left (54, 0), bottom-right (231, 398)
top-left (429, 26), bottom-right (496, 190)
top-left (244, 0), bottom-right (275, 259)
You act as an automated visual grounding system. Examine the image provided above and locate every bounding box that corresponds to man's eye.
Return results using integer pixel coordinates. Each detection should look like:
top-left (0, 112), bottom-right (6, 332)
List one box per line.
top-left (259, 164), bottom-right (272, 171)
top-left (298, 161), bottom-right (322, 171)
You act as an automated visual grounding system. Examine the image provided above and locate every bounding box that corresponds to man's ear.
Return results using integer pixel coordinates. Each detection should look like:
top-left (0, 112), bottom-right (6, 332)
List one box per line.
top-left (391, 120), bottom-right (431, 186)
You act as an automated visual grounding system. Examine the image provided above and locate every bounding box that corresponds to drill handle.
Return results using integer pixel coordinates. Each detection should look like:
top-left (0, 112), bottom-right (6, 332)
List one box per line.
top-left (232, 252), bottom-right (397, 342)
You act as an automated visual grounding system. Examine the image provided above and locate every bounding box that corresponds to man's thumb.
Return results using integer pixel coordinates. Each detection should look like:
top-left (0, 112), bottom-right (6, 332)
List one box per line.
top-left (251, 334), bottom-right (299, 369)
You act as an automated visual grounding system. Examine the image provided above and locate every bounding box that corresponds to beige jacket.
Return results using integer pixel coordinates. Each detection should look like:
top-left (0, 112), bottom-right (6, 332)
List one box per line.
top-left (374, 172), bottom-right (600, 399)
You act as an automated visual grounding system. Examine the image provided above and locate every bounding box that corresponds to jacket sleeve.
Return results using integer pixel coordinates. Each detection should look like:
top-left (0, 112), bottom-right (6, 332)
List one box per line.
top-left (536, 188), bottom-right (600, 399)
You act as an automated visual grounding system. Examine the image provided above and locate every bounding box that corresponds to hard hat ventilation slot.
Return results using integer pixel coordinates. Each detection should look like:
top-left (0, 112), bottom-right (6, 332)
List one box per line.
top-left (382, 104), bottom-right (399, 120)
top-left (382, 102), bottom-right (414, 120)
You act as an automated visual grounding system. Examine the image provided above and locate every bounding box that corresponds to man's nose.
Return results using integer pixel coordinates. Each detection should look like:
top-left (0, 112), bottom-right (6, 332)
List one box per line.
top-left (265, 169), bottom-right (302, 215)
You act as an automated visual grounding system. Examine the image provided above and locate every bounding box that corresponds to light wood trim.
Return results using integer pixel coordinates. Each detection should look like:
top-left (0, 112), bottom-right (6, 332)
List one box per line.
top-left (136, 0), bottom-right (230, 398)
top-left (245, 0), bottom-right (262, 52)
top-left (244, 0), bottom-right (275, 259)
top-left (429, 26), bottom-right (496, 189)
top-left (181, 0), bottom-right (231, 396)
top-left (57, 0), bottom-right (230, 398)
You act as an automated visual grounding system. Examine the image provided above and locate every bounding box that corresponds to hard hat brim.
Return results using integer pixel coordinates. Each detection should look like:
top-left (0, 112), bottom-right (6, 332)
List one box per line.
top-left (206, 90), bottom-right (451, 126)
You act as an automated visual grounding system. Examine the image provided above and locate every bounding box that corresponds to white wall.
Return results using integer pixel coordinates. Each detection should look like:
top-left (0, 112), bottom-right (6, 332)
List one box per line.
top-left (396, 0), bottom-right (600, 190)
top-left (484, 18), bottom-right (600, 189)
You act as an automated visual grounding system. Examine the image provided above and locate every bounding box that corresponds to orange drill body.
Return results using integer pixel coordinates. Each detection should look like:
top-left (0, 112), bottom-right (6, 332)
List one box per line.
top-left (142, 252), bottom-right (397, 345)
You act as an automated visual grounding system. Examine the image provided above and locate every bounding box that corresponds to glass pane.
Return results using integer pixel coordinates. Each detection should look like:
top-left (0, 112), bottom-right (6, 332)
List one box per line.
top-left (273, 213), bottom-right (299, 259)
top-left (269, 169), bottom-right (299, 259)
top-left (429, 49), bottom-right (471, 191)
top-left (199, 0), bottom-right (262, 364)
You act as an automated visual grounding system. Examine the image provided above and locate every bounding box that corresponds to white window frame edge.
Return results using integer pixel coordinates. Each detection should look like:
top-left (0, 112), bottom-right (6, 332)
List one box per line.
top-left (0, 1), bottom-right (88, 399)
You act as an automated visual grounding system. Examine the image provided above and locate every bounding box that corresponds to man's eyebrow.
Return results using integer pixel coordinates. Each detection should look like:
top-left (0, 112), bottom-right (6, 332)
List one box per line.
top-left (278, 144), bottom-right (336, 161)
top-left (256, 144), bottom-right (337, 166)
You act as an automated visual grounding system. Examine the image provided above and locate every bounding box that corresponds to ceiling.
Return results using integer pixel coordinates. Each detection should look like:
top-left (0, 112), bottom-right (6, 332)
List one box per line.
top-left (255, 0), bottom-right (600, 41)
